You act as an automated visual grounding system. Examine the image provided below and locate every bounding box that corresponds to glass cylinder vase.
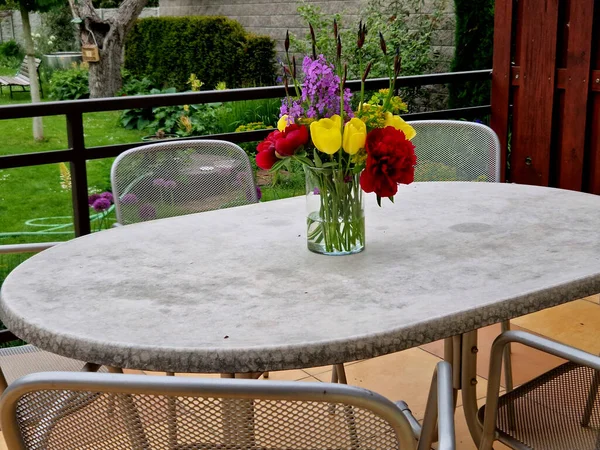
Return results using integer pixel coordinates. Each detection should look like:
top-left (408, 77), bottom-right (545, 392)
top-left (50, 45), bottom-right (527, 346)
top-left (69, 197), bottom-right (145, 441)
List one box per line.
top-left (304, 166), bottom-right (365, 256)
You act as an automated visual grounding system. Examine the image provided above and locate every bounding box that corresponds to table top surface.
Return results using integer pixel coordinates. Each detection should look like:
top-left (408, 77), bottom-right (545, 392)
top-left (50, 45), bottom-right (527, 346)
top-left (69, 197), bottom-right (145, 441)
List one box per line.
top-left (2, 182), bottom-right (600, 373)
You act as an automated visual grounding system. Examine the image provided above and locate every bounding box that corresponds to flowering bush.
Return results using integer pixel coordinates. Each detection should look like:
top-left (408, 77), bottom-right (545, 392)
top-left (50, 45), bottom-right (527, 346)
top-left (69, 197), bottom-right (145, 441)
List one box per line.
top-left (256, 23), bottom-right (417, 204)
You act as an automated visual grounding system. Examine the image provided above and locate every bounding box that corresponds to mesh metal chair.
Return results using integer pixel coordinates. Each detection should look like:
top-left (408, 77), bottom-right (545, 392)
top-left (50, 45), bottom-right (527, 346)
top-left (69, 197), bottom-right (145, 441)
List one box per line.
top-left (332, 120), bottom-right (503, 386)
top-left (409, 120), bottom-right (500, 183)
top-left (478, 330), bottom-right (600, 449)
top-left (0, 245), bottom-right (107, 395)
top-left (111, 140), bottom-right (258, 226)
top-left (0, 361), bottom-right (455, 449)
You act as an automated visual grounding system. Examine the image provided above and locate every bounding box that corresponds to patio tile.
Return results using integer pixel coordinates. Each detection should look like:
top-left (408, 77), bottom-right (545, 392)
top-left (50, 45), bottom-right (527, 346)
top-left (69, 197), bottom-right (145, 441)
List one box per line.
top-left (311, 348), bottom-right (487, 420)
top-left (511, 299), bottom-right (600, 354)
top-left (420, 323), bottom-right (565, 386)
top-left (448, 401), bottom-right (512, 450)
top-left (582, 294), bottom-right (600, 304)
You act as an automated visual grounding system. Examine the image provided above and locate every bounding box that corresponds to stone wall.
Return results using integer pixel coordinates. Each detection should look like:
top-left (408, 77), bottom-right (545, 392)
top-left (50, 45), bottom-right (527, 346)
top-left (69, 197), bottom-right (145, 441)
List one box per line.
top-left (158, 0), bottom-right (455, 70)
top-left (0, 8), bottom-right (159, 46)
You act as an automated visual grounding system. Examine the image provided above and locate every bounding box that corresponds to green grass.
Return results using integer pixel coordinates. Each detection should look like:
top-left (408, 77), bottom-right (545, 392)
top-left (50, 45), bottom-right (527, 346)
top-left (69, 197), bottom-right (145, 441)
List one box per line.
top-left (0, 91), bottom-right (146, 240)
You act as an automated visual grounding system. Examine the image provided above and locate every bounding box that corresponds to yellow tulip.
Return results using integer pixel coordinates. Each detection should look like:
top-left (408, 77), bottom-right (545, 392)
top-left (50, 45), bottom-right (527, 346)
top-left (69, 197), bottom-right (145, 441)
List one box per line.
top-left (384, 112), bottom-right (417, 140)
top-left (342, 118), bottom-right (367, 155)
top-left (310, 115), bottom-right (342, 154)
top-left (277, 115), bottom-right (293, 132)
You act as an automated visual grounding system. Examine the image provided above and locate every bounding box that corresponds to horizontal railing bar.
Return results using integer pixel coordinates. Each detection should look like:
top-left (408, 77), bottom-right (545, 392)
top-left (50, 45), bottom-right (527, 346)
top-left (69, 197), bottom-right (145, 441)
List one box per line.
top-left (0, 149), bottom-right (75, 170)
top-left (403, 105), bottom-right (491, 120)
top-left (0, 70), bottom-right (492, 120)
top-left (0, 105), bottom-right (491, 168)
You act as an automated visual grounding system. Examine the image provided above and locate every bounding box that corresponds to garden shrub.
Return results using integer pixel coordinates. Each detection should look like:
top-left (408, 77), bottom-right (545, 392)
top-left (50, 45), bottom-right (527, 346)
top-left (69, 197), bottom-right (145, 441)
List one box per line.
top-left (49, 63), bottom-right (90, 100)
top-left (0, 40), bottom-right (23, 59)
top-left (448, 0), bottom-right (494, 108)
top-left (40, 4), bottom-right (79, 53)
top-left (124, 16), bottom-right (277, 91)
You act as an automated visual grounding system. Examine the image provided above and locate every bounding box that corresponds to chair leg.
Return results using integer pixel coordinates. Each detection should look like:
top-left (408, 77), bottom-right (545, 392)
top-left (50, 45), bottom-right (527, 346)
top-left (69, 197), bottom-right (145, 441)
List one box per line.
top-left (501, 320), bottom-right (514, 392)
top-left (334, 364), bottom-right (347, 384)
top-left (9, 85), bottom-right (12, 99)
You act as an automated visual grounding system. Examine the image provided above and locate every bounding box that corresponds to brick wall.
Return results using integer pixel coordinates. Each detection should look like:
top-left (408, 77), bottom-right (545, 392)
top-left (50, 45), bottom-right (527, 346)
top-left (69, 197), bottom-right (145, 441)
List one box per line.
top-left (158, 0), bottom-right (455, 70)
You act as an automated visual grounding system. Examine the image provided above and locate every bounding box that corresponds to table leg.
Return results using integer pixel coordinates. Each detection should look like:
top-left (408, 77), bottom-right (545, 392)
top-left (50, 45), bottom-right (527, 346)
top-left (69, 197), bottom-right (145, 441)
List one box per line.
top-left (460, 330), bottom-right (483, 447)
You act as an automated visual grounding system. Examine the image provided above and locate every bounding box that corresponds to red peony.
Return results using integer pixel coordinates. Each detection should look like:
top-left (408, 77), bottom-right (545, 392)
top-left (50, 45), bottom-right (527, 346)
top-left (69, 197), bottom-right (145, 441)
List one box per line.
top-left (360, 126), bottom-right (417, 198)
top-left (255, 130), bottom-right (282, 170)
top-left (274, 124), bottom-right (309, 156)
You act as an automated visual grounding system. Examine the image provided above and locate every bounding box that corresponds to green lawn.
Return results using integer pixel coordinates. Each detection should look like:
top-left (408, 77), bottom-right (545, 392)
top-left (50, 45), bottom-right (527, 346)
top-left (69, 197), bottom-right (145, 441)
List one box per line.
top-left (0, 91), bottom-right (146, 240)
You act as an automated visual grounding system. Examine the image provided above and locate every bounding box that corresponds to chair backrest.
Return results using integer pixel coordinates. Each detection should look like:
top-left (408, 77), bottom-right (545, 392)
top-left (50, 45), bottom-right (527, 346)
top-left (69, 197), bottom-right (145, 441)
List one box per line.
top-left (111, 140), bottom-right (258, 225)
top-left (0, 372), bottom-right (417, 450)
top-left (408, 120), bottom-right (501, 183)
top-left (16, 59), bottom-right (41, 80)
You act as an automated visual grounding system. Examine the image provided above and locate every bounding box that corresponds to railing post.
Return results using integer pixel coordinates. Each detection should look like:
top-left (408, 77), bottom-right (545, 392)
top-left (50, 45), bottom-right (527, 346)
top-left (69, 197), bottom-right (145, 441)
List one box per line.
top-left (66, 112), bottom-right (91, 237)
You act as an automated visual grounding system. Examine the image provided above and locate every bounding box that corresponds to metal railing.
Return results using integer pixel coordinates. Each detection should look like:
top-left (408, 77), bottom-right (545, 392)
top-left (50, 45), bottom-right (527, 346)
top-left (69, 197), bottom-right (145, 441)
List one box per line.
top-left (0, 69), bottom-right (492, 238)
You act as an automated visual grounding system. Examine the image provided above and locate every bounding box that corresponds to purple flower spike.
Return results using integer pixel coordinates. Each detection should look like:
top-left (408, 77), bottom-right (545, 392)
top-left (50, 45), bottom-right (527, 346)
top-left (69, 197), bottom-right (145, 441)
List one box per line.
top-left (153, 178), bottom-right (165, 187)
top-left (92, 198), bottom-right (111, 212)
top-left (100, 192), bottom-right (114, 203)
top-left (163, 180), bottom-right (177, 189)
top-left (88, 193), bottom-right (101, 206)
top-left (139, 203), bottom-right (157, 220)
top-left (121, 193), bottom-right (138, 205)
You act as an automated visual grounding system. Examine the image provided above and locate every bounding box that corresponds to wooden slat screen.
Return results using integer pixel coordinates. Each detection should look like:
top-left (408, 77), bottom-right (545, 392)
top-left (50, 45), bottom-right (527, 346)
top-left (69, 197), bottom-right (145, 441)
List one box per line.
top-left (491, 0), bottom-right (600, 192)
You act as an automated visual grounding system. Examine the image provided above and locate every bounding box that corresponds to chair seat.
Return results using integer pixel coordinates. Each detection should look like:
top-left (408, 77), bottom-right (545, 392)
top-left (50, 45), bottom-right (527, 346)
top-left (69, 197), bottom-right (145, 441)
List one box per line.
top-left (0, 76), bottom-right (29, 86)
top-left (478, 362), bottom-right (600, 450)
top-left (0, 344), bottom-right (106, 385)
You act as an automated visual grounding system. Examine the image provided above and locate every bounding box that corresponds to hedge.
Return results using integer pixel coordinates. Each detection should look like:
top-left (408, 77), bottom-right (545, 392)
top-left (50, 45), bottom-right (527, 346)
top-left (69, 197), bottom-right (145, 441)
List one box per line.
top-left (448, 0), bottom-right (494, 108)
top-left (124, 16), bottom-right (277, 91)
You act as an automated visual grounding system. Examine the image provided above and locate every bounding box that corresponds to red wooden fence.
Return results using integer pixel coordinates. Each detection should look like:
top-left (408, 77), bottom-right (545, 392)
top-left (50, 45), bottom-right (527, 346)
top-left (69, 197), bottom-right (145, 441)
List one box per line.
top-left (491, 0), bottom-right (600, 193)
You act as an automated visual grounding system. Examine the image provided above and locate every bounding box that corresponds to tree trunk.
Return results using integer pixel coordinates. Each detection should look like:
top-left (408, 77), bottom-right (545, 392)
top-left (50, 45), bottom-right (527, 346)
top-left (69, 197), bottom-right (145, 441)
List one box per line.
top-left (19, 1), bottom-right (43, 141)
top-left (87, 28), bottom-right (125, 97)
top-left (69, 0), bottom-right (148, 98)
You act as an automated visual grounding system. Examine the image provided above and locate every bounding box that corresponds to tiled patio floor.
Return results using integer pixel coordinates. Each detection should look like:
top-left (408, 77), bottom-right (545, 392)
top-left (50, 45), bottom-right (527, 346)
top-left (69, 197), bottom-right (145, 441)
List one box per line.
top-left (1, 294), bottom-right (598, 449)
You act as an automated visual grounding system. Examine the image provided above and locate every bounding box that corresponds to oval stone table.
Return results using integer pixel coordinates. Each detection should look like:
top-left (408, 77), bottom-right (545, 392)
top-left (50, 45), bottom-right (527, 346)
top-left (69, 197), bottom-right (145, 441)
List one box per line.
top-left (2, 182), bottom-right (600, 374)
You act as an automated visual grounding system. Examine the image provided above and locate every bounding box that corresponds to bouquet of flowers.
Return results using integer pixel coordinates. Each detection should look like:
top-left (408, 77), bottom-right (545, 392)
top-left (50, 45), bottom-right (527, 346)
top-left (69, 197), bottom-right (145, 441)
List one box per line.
top-left (256, 23), bottom-right (417, 255)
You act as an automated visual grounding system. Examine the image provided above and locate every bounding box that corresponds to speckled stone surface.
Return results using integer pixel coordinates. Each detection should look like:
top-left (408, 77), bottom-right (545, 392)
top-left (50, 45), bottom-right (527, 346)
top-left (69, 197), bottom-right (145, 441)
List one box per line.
top-left (2, 182), bottom-right (600, 373)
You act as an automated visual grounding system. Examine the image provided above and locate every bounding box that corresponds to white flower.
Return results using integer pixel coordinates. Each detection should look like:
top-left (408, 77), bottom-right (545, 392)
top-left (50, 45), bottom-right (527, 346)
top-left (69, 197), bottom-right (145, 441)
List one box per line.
top-left (47, 41), bottom-right (53, 45)
top-left (50, 35), bottom-right (56, 40)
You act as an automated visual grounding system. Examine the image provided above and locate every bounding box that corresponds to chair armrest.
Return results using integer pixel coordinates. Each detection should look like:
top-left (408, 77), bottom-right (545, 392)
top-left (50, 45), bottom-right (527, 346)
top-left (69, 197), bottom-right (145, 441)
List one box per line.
top-left (417, 360), bottom-right (456, 450)
top-left (480, 330), bottom-right (600, 450)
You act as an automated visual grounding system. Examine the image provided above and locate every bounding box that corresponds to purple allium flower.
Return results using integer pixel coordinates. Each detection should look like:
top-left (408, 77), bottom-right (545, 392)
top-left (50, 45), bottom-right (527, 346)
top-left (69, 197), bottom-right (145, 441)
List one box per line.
top-left (88, 193), bottom-right (100, 206)
top-left (246, 185), bottom-right (262, 202)
top-left (139, 203), bottom-right (157, 220)
top-left (121, 193), bottom-right (138, 205)
top-left (92, 197), bottom-right (111, 212)
top-left (152, 178), bottom-right (165, 187)
top-left (162, 180), bottom-right (177, 189)
top-left (100, 191), bottom-right (114, 203)
top-left (313, 187), bottom-right (320, 195)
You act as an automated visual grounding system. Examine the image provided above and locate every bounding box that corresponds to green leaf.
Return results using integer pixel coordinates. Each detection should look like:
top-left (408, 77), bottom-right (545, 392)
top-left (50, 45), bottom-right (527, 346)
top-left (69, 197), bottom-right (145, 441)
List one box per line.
top-left (376, 195), bottom-right (382, 207)
top-left (388, 196), bottom-right (394, 203)
top-left (313, 149), bottom-right (322, 168)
